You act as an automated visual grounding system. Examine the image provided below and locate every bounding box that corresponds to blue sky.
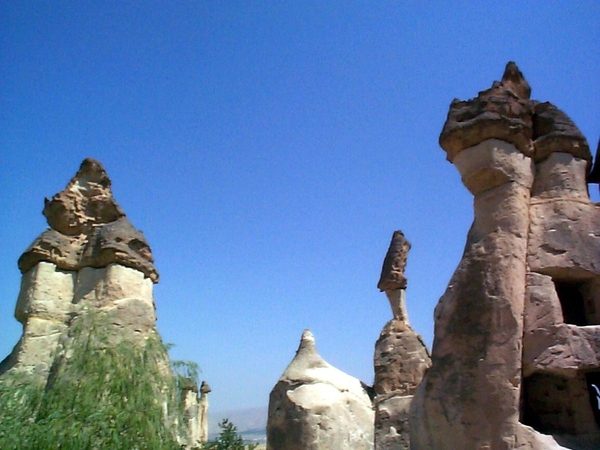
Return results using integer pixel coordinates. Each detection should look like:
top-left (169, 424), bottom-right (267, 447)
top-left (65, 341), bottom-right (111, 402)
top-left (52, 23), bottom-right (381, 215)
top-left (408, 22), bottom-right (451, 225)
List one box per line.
top-left (1, 2), bottom-right (598, 412)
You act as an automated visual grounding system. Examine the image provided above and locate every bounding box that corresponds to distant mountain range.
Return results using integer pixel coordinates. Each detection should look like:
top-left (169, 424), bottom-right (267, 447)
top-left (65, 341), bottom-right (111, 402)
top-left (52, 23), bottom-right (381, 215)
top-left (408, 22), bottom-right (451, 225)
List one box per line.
top-left (208, 406), bottom-right (268, 444)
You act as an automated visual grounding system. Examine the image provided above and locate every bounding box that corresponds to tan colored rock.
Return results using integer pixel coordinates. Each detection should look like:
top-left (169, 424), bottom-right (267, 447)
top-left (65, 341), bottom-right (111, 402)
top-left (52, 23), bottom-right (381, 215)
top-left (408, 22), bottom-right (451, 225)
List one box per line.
top-left (181, 379), bottom-right (210, 447)
top-left (267, 330), bottom-right (374, 450)
top-left (42, 158), bottom-right (124, 236)
top-left (439, 62), bottom-right (534, 160)
top-left (377, 230), bottom-right (410, 292)
top-left (18, 158), bottom-right (158, 282)
top-left (0, 158), bottom-right (192, 446)
top-left (373, 320), bottom-right (430, 450)
top-left (532, 102), bottom-right (590, 164)
top-left (411, 63), bottom-right (600, 449)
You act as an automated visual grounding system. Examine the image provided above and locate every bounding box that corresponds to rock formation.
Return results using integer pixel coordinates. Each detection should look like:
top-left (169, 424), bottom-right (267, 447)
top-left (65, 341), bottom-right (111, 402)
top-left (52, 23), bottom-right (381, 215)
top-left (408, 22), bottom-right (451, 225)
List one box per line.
top-left (200, 380), bottom-right (212, 443)
top-left (267, 329), bottom-right (374, 450)
top-left (182, 379), bottom-right (212, 446)
top-left (410, 62), bottom-right (600, 449)
top-left (0, 159), bottom-right (193, 448)
top-left (1, 158), bottom-right (159, 379)
top-left (373, 231), bottom-right (431, 450)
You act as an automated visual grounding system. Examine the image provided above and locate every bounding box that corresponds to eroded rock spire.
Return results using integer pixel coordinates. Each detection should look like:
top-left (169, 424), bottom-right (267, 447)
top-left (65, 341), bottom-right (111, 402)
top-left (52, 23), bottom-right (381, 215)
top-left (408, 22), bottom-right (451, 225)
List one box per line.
top-left (18, 158), bottom-right (158, 282)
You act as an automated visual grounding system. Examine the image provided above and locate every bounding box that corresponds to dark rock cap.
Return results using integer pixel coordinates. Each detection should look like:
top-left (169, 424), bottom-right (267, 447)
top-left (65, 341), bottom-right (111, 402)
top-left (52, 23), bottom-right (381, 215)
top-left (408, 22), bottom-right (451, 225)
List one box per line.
top-left (20, 158), bottom-right (159, 282)
top-left (377, 230), bottom-right (411, 291)
top-left (439, 61), bottom-right (534, 160)
top-left (439, 62), bottom-right (589, 164)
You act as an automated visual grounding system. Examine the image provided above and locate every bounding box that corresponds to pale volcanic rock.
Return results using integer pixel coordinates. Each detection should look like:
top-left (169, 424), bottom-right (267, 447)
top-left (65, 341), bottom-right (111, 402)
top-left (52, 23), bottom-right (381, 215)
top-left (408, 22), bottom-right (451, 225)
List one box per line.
top-left (1, 159), bottom-right (160, 377)
top-left (267, 330), bottom-right (374, 450)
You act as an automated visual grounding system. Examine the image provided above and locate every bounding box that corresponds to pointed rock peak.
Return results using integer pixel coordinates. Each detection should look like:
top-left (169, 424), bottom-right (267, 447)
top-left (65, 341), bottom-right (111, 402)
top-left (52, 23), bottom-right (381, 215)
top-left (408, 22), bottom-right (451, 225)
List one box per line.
top-left (501, 61), bottom-right (531, 99)
top-left (298, 329), bottom-right (316, 351)
top-left (43, 158), bottom-right (125, 235)
top-left (278, 329), bottom-right (371, 396)
top-left (77, 158), bottom-right (112, 186)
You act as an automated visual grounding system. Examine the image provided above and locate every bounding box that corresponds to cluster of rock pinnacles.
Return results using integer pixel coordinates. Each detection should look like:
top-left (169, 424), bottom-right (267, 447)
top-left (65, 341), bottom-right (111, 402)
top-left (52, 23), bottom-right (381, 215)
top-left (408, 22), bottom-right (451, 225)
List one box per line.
top-left (2, 62), bottom-right (600, 449)
top-left (267, 62), bottom-right (600, 450)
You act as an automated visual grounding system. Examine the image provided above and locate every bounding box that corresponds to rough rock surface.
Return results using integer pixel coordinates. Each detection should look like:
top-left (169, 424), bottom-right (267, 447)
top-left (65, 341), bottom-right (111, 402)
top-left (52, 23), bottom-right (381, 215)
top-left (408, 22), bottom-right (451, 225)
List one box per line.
top-left (267, 330), bottom-right (374, 450)
top-left (411, 63), bottom-right (599, 449)
top-left (1, 158), bottom-right (160, 379)
top-left (0, 159), bottom-right (198, 445)
top-left (373, 231), bottom-right (430, 450)
top-left (182, 380), bottom-right (212, 447)
top-left (373, 320), bottom-right (430, 450)
top-left (18, 158), bottom-right (158, 282)
top-left (377, 230), bottom-right (411, 292)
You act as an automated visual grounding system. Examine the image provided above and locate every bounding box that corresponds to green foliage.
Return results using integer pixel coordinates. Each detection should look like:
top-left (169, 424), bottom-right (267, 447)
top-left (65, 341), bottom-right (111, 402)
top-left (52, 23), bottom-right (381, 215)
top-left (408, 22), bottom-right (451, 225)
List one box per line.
top-left (0, 312), bottom-right (186, 450)
top-left (202, 419), bottom-right (259, 450)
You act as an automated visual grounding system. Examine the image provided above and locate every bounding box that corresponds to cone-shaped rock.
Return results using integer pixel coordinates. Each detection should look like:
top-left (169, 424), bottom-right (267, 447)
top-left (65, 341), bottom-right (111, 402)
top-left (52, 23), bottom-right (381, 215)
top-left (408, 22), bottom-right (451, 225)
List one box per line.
top-left (267, 330), bottom-right (374, 450)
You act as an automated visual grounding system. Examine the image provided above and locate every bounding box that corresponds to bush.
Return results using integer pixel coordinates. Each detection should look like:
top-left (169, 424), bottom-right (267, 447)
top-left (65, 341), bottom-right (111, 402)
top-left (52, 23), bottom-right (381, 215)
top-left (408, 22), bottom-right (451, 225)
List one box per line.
top-left (0, 312), bottom-right (186, 450)
top-left (202, 419), bottom-right (258, 450)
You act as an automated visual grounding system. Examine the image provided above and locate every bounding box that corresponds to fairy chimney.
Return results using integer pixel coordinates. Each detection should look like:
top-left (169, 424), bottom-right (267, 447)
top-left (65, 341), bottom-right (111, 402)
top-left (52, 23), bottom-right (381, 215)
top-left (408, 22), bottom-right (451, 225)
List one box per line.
top-left (373, 231), bottom-right (430, 450)
top-left (410, 62), bottom-right (600, 450)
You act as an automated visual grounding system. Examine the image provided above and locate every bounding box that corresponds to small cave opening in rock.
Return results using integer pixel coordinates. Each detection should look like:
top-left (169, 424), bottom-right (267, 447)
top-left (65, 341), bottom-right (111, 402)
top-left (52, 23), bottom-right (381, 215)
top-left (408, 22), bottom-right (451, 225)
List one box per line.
top-left (521, 372), bottom-right (600, 438)
top-left (554, 280), bottom-right (588, 326)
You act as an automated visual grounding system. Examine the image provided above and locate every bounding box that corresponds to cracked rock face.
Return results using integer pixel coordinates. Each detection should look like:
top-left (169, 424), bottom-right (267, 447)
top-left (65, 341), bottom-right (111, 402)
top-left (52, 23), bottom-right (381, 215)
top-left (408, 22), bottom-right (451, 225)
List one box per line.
top-left (267, 330), bottom-right (374, 450)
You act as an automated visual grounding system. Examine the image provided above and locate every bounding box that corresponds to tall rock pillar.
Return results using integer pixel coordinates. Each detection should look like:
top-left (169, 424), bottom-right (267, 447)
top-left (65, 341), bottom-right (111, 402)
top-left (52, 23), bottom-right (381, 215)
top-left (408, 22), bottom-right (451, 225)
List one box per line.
top-left (373, 231), bottom-right (431, 450)
top-left (410, 62), bottom-right (599, 449)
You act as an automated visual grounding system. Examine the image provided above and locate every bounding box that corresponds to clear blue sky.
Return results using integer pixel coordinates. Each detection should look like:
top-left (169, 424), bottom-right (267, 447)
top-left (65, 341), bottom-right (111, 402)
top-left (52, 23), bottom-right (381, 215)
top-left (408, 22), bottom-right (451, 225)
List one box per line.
top-left (1, 2), bottom-right (598, 412)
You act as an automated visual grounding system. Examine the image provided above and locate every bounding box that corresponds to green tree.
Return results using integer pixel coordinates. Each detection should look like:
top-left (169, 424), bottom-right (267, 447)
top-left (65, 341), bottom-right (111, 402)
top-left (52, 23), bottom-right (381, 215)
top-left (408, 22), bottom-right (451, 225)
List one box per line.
top-left (202, 419), bottom-right (258, 450)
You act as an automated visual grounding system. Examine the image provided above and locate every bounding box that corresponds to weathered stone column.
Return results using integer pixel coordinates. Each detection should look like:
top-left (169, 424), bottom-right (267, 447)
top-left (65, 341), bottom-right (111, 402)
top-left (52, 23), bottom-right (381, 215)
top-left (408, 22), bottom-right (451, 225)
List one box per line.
top-left (410, 63), bottom-right (535, 449)
top-left (199, 381), bottom-right (211, 443)
top-left (373, 231), bottom-right (430, 450)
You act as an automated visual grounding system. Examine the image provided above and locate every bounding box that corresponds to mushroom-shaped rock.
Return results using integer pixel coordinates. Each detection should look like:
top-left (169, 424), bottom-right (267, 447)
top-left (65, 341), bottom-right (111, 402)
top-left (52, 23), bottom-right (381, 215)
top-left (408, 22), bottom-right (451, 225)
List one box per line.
top-left (378, 230), bottom-right (411, 321)
top-left (532, 101), bottom-right (590, 163)
top-left (267, 330), bottom-right (374, 450)
top-left (18, 158), bottom-right (158, 282)
top-left (439, 61), bottom-right (534, 160)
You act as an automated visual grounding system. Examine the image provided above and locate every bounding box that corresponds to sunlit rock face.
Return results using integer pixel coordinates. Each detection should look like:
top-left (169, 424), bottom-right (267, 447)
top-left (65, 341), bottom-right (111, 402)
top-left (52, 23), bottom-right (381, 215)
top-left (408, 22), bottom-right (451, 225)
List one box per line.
top-left (410, 62), bottom-right (600, 450)
top-left (0, 158), bottom-right (160, 379)
top-left (267, 330), bottom-right (374, 450)
top-left (373, 231), bottom-right (431, 450)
